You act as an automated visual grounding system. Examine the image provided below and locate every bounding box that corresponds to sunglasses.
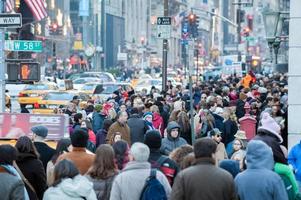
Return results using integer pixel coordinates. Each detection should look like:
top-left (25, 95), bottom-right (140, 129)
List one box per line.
top-left (216, 135), bottom-right (221, 137)
top-left (234, 143), bottom-right (242, 146)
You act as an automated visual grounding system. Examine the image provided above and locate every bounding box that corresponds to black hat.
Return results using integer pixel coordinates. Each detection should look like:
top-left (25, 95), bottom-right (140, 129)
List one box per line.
top-left (70, 128), bottom-right (89, 148)
top-left (144, 130), bottom-right (162, 149)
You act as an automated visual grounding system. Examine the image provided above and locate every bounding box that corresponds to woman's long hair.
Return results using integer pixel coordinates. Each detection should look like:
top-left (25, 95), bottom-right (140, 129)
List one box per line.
top-left (52, 159), bottom-right (79, 187)
top-left (112, 140), bottom-right (129, 170)
top-left (51, 138), bottom-right (71, 164)
top-left (15, 136), bottom-right (39, 158)
top-left (87, 144), bottom-right (116, 179)
top-left (177, 111), bottom-right (190, 134)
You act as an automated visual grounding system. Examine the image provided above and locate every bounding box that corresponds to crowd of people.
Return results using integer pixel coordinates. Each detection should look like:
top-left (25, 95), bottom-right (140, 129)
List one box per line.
top-left (1, 71), bottom-right (300, 200)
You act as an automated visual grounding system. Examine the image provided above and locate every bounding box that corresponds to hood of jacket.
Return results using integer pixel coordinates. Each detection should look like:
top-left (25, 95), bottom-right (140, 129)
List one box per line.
top-left (17, 152), bottom-right (37, 162)
top-left (152, 112), bottom-right (162, 121)
top-left (166, 121), bottom-right (181, 139)
top-left (246, 140), bottom-right (274, 170)
top-left (58, 175), bottom-right (95, 198)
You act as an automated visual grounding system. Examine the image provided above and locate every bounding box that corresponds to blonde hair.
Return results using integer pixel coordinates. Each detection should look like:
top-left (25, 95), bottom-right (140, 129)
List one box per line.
top-left (150, 105), bottom-right (160, 113)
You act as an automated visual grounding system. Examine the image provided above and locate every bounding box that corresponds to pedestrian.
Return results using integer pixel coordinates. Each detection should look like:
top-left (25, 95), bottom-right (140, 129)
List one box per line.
top-left (176, 111), bottom-right (192, 144)
top-left (46, 138), bottom-right (71, 186)
top-left (73, 113), bottom-right (83, 130)
top-left (43, 159), bottom-right (97, 200)
top-left (253, 112), bottom-right (287, 164)
top-left (234, 140), bottom-right (288, 200)
top-left (160, 121), bottom-right (188, 155)
top-left (171, 138), bottom-right (237, 200)
top-left (91, 104), bottom-right (106, 133)
top-left (86, 145), bottom-right (118, 200)
top-left (106, 111), bottom-right (131, 145)
top-left (169, 145), bottom-right (193, 168)
top-left (230, 138), bottom-right (246, 171)
top-left (144, 130), bottom-right (179, 185)
top-left (288, 140), bottom-right (301, 190)
top-left (127, 107), bottom-right (148, 144)
top-left (32, 125), bottom-right (55, 171)
top-left (209, 128), bottom-right (228, 165)
top-left (110, 143), bottom-right (171, 200)
top-left (222, 108), bottom-right (238, 155)
top-left (15, 136), bottom-right (47, 200)
top-left (0, 144), bottom-right (28, 200)
top-left (57, 129), bottom-right (95, 175)
top-left (96, 119), bottom-right (113, 147)
top-left (150, 105), bottom-right (164, 136)
top-left (219, 159), bottom-right (240, 178)
top-left (112, 140), bottom-right (130, 170)
top-left (143, 111), bottom-right (156, 130)
top-left (81, 119), bottom-right (96, 145)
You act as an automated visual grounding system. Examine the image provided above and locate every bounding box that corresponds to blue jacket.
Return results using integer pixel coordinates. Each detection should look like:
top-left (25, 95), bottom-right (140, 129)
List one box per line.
top-left (234, 140), bottom-right (288, 200)
top-left (288, 142), bottom-right (301, 181)
top-left (92, 112), bottom-right (106, 133)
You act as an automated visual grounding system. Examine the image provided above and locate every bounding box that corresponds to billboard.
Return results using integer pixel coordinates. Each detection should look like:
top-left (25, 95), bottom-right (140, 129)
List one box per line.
top-left (0, 113), bottom-right (69, 140)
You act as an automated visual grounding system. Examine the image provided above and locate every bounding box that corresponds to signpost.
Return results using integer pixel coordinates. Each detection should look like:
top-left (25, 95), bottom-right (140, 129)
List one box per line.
top-left (5, 40), bottom-right (43, 52)
top-left (157, 17), bottom-right (171, 39)
top-left (0, 13), bottom-right (22, 28)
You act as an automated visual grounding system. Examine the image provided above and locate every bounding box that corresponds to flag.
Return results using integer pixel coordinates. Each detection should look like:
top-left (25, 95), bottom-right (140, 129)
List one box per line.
top-left (5, 0), bottom-right (14, 13)
top-left (24, 0), bottom-right (47, 21)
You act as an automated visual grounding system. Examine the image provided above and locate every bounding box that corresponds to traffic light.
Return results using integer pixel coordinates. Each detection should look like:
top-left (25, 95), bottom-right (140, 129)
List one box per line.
top-left (247, 15), bottom-right (253, 31)
top-left (243, 27), bottom-right (250, 37)
top-left (49, 23), bottom-right (63, 35)
top-left (251, 58), bottom-right (261, 68)
top-left (19, 62), bottom-right (40, 81)
top-left (236, 10), bottom-right (245, 24)
top-left (185, 13), bottom-right (199, 38)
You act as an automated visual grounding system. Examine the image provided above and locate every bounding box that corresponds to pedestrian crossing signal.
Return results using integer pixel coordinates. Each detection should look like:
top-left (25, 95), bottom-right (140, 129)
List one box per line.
top-left (20, 62), bottom-right (40, 82)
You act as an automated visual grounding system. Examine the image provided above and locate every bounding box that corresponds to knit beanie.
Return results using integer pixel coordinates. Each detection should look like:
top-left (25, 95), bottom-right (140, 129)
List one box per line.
top-left (31, 125), bottom-right (48, 138)
top-left (143, 112), bottom-right (153, 120)
top-left (258, 112), bottom-right (282, 143)
top-left (144, 130), bottom-right (162, 149)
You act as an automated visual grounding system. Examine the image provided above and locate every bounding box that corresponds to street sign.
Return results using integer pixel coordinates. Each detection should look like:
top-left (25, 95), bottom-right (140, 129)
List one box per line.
top-left (157, 17), bottom-right (171, 39)
top-left (4, 40), bottom-right (43, 52)
top-left (0, 13), bottom-right (22, 28)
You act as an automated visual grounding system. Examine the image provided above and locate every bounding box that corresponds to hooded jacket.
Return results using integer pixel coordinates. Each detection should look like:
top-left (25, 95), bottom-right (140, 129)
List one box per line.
top-left (43, 175), bottom-right (97, 200)
top-left (160, 121), bottom-right (187, 155)
top-left (234, 140), bottom-right (288, 200)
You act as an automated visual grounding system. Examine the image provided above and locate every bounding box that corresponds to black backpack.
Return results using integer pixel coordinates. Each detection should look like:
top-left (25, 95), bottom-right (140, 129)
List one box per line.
top-left (140, 169), bottom-right (167, 200)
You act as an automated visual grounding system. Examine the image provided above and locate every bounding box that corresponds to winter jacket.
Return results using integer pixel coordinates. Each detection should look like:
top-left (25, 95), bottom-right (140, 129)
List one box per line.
top-left (86, 174), bottom-right (117, 200)
top-left (43, 175), bottom-right (97, 200)
top-left (235, 99), bottom-right (246, 119)
top-left (274, 162), bottom-right (300, 200)
top-left (253, 129), bottom-right (287, 164)
top-left (88, 129), bottom-right (96, 144)
top-left (212, 113), bottom-right (225, 134)
top-left (216, 142), bottom-right (228, 165)
top-left (16, 152), bottom-right (47, 200)
top-left (106, 121), bottom-right (131, 145)
top-left (153, 112), bottom-right (164, 136)
top-left (109, 161), bottom-right (171, 200)
top-left (34, 141), bottom-right (55, 171)
top-left (160, 122), bottom-right (188, 155)
top-left (234, 140), bottom-right (288, 200)
top-left (127, 114), bottom-right (148, 144)
top-left (0, 165), bottom-right (26, 200)
top-left (223, 119), bottom-right (238, 146)
top-left (96, 129), bottom-right (108, 148)
top-left (288, 141), bottom-right (301, 181)
top-left (171, 157), bottom-right (237, 200)
top-left (92, 112), bottom-right (106, 133)
top-left (57, 147), bottom-right (95, 175)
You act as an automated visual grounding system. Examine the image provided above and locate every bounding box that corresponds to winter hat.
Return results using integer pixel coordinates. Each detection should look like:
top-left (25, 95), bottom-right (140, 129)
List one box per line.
top-left (239, 92), bottom-right (248, 101)
top-left (31, 125), bottom-right (48, 138)
top-left (214, 107), bottom-right (224, 115)
top-left (234, 130), bottom-right (247, 140)
top-left (219, 160), bottom-right (240, 178)
top-left (94, 104), bottom-right (103, 112)
top-left (173, 100), bottom-right (183, 111)
top-left (144, 130), bottom-right (162, 149)
top-left (258, 87), bottom-right (268, 94)
top-left (143, 112), bottom-right (153, 120)
top-left (258, 112), bottom-right (282, 143)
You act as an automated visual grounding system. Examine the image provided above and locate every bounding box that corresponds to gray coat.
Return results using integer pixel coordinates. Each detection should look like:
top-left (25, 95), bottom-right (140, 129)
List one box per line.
top-left (0, 168), bottom-right (25, 200)
top-left (160, 121), bottom-right (187, 155)
top-left (110, 161), bottom-right (171, 200)
top-left (86, 174), bottom-right (117, 200)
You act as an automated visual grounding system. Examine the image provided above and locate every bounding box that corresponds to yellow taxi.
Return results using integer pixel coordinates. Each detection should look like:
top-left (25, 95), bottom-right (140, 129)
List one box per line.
top-left (32, 91), bottom-right (89, 114)
top-left (80, 83), bottom-right (99, 96)
top-left (18, 82), bottom-right (58, 106)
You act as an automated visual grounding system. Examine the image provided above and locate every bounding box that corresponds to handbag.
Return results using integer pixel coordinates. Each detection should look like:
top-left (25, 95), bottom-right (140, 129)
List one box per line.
top-left (13, 161), bottom-right (37, 194)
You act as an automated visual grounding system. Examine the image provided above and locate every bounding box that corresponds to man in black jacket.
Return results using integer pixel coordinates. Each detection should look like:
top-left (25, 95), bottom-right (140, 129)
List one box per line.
top-left (32, 125), bottom-right (55, 171)
top-left (127, 107), bottom-right (148, 144)
top-left (144, 130), bottom-right (179, 185)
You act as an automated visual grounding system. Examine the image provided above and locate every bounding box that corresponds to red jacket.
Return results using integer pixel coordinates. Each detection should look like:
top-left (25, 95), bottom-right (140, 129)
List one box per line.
top-left (152, 112), bottom-right (164, 136)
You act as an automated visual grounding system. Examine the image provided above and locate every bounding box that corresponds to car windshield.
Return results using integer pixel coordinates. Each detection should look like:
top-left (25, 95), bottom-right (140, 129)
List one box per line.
top-left (94, 84), bottom-right (119, 94)
top-left (43, 92), bottom-right (74, 101)
top-left (25, 84), bottom-right (49, 90)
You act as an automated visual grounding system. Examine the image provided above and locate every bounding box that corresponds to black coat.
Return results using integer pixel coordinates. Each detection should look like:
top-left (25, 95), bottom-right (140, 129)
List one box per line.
top-left (253, 129), bottom-right (287, 164)
top-left (16, 153), bottom-right (47, 200)
top-left (236, 99), bottom-right (246, 119)
top-left (223, 119), bottom-right (238, 146)
top-left (34, 142), bottom-right (55, 171)
top-left (127, 114), bottom-right (148, 144)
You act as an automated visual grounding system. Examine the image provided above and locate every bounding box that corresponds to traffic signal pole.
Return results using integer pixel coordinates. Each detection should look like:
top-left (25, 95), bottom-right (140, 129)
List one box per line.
top-left (237, 0), bottom-right (242, 62)
top-left (0, 0), bottom-right (5, 112)
top-left (162, 0), bottom-right (168, 91)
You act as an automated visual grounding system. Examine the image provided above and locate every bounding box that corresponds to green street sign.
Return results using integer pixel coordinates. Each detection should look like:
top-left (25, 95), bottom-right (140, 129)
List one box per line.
top-left (4, 40), bottom-right (43, 52)
top-left (245, 36), bottom-right (254, 41)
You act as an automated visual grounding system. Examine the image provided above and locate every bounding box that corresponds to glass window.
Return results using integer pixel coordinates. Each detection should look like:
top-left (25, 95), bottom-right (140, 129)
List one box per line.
top-left (25, 84), bottom-right (49, 90)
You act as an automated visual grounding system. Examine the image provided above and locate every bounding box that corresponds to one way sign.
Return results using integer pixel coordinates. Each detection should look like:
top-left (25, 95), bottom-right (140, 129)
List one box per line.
top-left (0, 14), bottom-right (22, 28)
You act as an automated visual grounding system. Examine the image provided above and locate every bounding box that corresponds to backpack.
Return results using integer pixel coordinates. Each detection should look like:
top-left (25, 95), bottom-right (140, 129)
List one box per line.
top-left (139, 169), bottom-right (167, 200)
top-left (152, 156), bottom-right (176, 186)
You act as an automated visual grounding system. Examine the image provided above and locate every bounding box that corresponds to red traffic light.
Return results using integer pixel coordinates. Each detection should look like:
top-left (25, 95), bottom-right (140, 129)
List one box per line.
top-left (52, 23), bottom-right (58, 30)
